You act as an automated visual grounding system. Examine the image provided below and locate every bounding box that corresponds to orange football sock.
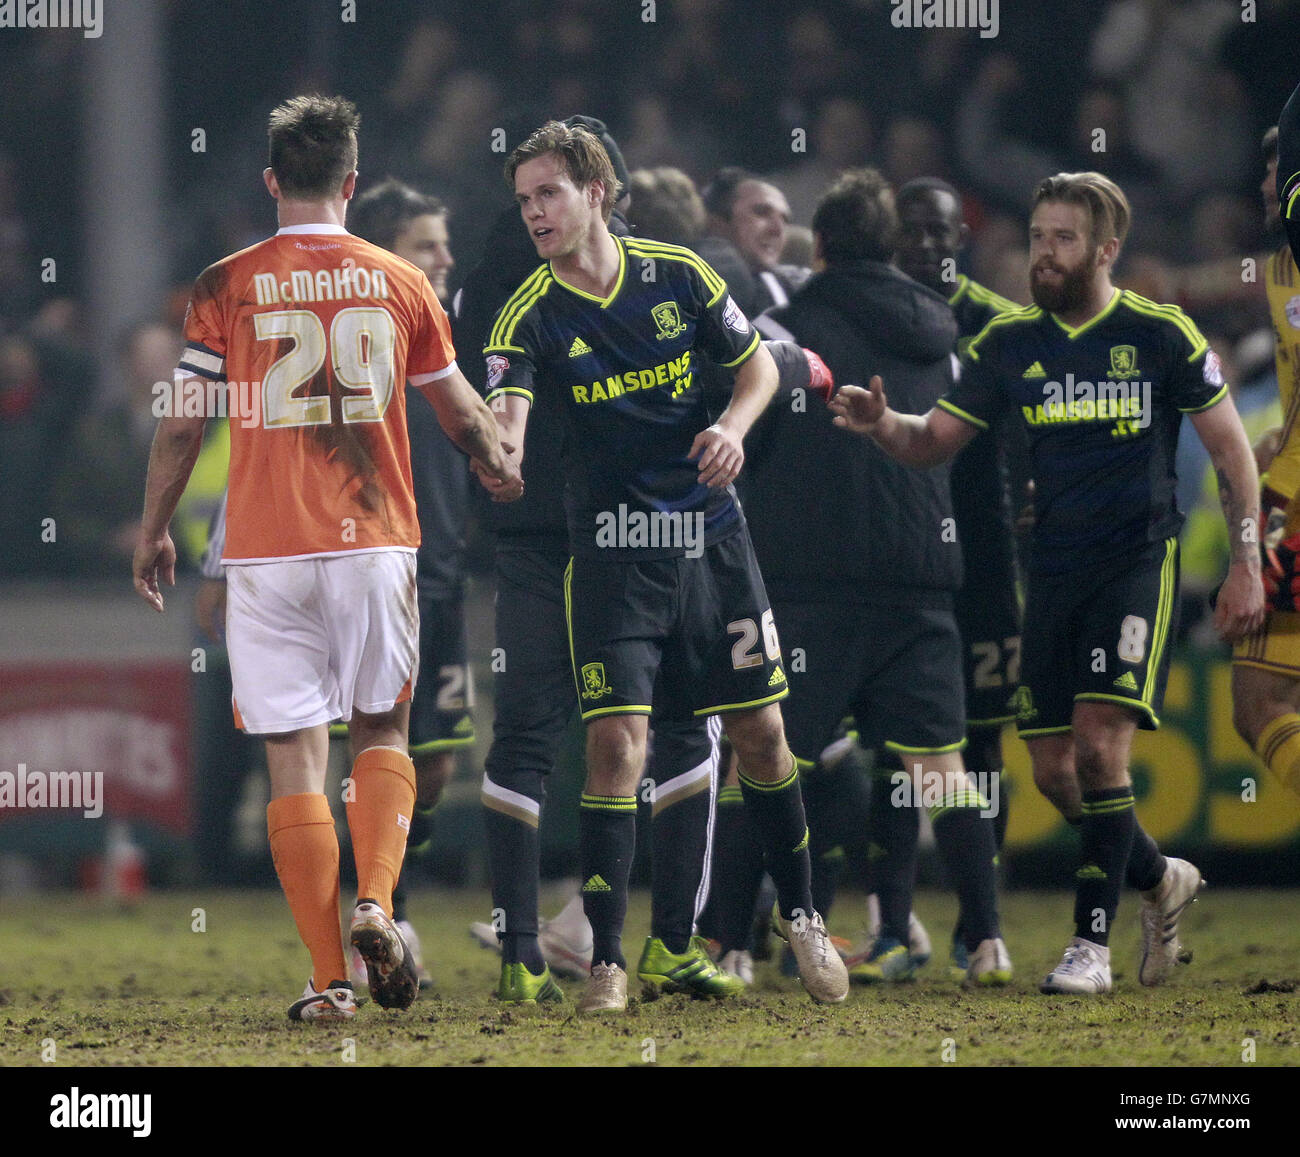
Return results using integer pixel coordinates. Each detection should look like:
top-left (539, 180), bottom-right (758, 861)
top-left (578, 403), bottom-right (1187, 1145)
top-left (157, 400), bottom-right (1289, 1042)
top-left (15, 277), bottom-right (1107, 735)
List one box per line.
top-left (267, 793), bottom-right (346, 991)
top-left (346, 745), bottom-right (416, 915)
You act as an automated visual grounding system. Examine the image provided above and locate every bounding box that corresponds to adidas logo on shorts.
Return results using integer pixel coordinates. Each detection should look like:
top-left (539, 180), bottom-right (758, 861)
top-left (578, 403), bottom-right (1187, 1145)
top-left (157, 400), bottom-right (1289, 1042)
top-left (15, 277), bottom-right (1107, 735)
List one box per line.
top-left (1113, 671), bottom-right (1139, 691)
top-left (582, 874), bottom-right (612, 893)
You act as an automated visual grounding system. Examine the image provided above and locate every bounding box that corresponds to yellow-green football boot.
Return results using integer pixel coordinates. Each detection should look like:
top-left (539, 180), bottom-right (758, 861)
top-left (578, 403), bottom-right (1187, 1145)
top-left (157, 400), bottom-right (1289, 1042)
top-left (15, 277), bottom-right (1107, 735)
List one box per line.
top-left (636, 935), bottom-right (746, 998)
top-left (496, 961), bottom-right (565, 1006)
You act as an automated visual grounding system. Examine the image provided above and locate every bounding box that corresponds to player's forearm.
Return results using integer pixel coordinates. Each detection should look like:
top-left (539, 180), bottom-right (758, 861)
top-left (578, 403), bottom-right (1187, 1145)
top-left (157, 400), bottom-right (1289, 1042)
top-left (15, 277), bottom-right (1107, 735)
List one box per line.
top-left (869, 408), bottom-right (954, 469)
top-left (452, 397), bottom-right (515, 476)
top-left (421, 370), bottom-right (518, 477)
top-left (716, 343), bottom-right (778, 439)
top-left (1193, 395), bottom-right (1264, 569)
top-left (140, 417), bottom-right (205, 540)
top-left (1210, 438), bottom-right (1262, 570)
top-left (486, 393), bottom-right (529, 463)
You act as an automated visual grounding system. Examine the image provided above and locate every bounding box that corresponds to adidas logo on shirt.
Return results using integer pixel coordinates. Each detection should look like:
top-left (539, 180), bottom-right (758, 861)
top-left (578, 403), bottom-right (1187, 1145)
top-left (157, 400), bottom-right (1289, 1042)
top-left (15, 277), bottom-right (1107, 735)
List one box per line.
top-left (1022, 361), bottom-right (1047, 379)
top-left (569, 336), bottom-right (593, 358)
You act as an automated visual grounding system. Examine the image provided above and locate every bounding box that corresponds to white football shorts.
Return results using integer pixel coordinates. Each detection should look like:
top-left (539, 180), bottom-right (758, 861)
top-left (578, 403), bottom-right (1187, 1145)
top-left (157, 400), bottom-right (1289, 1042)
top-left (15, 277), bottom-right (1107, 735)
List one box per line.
top-left (225, 549), bottom-right (419, 734)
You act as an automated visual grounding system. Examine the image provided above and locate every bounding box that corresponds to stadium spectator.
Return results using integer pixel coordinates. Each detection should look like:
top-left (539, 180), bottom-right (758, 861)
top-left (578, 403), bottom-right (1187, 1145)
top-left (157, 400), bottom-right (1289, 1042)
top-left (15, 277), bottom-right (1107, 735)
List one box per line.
top-left (54, 320), bottom-right (208, 577)
top-left (625, 167), bottom-right (706, 248)
top-left (768, 96), bottom-right (875, 228)
top-left (700, 167), bottom-right (808, 316)
top-left (957, 58), bottom-right (1163, 248)
top-left (881, 116), bottom-right (947, 190)
top-left (1090, 0), bottom-right (1252, 204)
top-left (0, 307), bottom-right (93, 577)
top-left (618, 95), bottom-right (716, 177)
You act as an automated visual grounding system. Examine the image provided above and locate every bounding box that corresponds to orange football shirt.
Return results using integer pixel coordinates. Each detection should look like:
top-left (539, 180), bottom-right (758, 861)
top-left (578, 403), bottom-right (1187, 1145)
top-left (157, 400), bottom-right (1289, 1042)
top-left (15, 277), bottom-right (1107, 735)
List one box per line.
top-left (178, 224), bottom-right (457, 562)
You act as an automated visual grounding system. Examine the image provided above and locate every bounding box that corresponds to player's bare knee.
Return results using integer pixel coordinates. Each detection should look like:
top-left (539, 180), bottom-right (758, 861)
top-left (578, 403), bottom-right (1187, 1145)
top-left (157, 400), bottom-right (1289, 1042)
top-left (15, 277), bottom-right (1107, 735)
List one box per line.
top-left (350, 703), bottom-right (410, 756)
top-left (1031, 758), bottom-right (1074, 809)
top-left (723, 705), bottom-right (788, 780)
top-left (585, 715), bottom-right (646, 794)
top-left (1230, 666), bottom-right (1300, 747)
top-left (1072, 733), bottom-right (1128, 791)
top-left (1231, 694), bottom-right (1263, 747)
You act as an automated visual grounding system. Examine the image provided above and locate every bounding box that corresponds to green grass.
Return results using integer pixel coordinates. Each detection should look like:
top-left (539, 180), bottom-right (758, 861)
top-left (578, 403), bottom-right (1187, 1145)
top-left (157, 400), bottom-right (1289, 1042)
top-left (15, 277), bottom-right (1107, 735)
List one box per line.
top-left (1, 887), bottom-right (1297, 1067)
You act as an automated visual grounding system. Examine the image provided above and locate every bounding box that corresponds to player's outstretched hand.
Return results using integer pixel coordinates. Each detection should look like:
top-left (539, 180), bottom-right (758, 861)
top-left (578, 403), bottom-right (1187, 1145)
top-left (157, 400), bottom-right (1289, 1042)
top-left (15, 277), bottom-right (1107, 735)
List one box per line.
top-left (133, 532), bottom-right (176, 613)
top-left (1216, 559), bottom-right (1267, 643)
top-left (690, 423), bottom-right (744, 488)
top-left (827, 375), bottom-right (886, 433)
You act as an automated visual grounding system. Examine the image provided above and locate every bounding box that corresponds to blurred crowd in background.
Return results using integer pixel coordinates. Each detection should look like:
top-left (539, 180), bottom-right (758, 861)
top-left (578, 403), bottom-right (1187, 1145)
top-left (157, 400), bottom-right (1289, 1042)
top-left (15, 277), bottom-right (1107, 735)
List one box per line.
top-left (0, 0), bottom-right (1295, 627)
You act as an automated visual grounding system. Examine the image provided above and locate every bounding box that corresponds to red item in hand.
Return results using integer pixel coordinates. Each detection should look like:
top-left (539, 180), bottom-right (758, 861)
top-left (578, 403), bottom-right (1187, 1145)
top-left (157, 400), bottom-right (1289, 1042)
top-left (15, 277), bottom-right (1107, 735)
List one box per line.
top-left (803, 348), bottom-right (835, 402)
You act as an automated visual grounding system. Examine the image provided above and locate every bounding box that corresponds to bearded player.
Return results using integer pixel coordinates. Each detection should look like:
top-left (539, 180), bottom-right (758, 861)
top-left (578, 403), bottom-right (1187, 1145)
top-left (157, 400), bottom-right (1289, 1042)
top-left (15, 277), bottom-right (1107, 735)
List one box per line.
top-left (831, 171), bottom-right (1264, 994)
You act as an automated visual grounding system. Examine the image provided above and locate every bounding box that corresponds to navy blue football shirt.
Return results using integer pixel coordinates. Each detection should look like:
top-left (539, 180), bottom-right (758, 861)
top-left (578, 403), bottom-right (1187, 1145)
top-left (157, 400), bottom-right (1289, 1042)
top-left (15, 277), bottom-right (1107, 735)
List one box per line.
top-left (483, 235), bottom-right (760, 559)
top-left (940, 289), bottom-right (1227, 577)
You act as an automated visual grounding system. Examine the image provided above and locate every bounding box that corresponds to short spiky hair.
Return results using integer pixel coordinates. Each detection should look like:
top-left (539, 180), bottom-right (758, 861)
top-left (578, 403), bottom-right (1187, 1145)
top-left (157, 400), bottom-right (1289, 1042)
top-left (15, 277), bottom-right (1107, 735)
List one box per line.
top-left (895, 176), bottom-right (962, 211)
top-left (268, 94), bottom-right (360, 199)
top-left (812, 168), bottom-right (897, 264)
top-left (505, 121), bottom-right (619, 222)
top-left (1032, 171), bottom-right (1132, 252)
top-left (350, 178), bottom-right (446, 250)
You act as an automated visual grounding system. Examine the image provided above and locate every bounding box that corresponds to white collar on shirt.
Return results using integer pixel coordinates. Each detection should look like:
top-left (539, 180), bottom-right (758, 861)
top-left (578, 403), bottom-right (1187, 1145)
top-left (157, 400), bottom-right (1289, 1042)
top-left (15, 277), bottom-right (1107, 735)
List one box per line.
top-left (275, 224), bottom-right (349, 235)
